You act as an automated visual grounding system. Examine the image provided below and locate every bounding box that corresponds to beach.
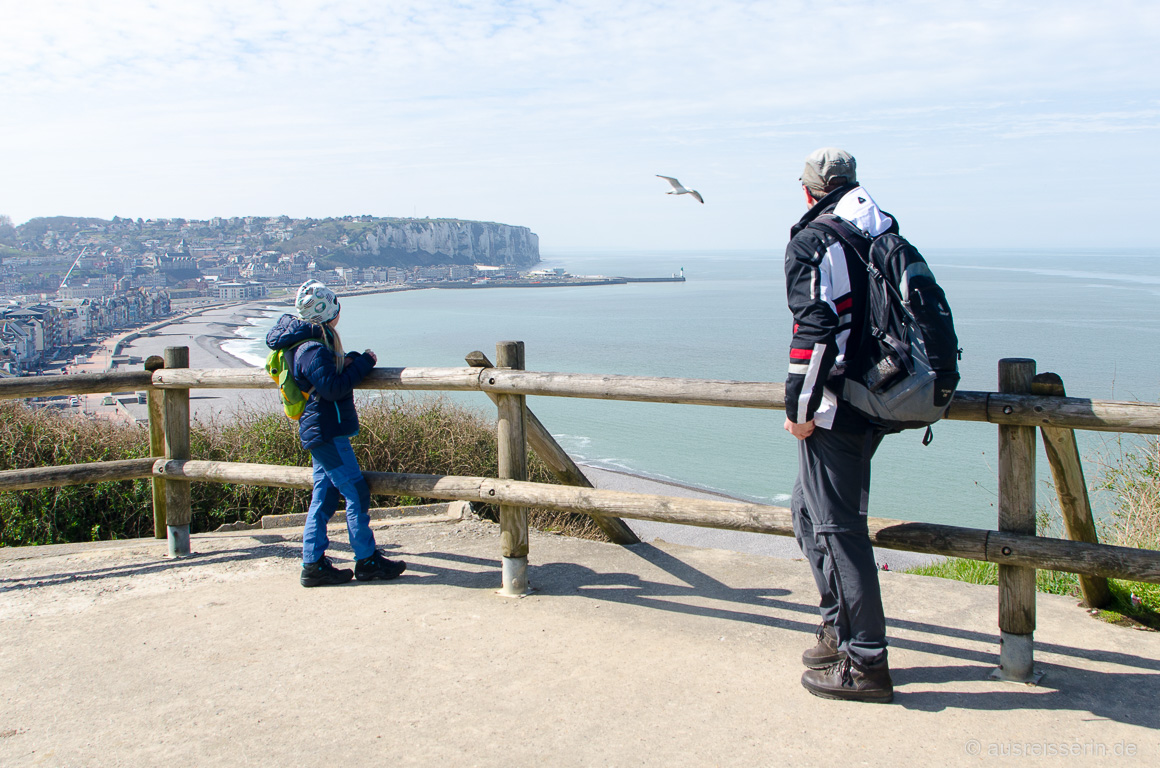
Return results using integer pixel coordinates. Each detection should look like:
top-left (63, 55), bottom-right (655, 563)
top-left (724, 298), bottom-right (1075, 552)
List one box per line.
top-left (69, 300), bottom-right (284, 423)
top-left (55, 300), bottom-right (938, 569)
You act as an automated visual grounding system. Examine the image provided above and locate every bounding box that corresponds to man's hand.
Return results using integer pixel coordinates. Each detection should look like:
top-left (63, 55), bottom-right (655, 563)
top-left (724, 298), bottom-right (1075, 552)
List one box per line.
top-left (364, 349), bottom-right (378, 365)
top-left (784, 417), bottom-right (815, 440)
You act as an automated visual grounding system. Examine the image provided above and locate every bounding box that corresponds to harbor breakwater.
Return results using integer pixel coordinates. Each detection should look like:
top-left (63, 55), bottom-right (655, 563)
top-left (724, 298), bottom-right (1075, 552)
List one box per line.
top-left (435, 275), bottom-right (686, 289)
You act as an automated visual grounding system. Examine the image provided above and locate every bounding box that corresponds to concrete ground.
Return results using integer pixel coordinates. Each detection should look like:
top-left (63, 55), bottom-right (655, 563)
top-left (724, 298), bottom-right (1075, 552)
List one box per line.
top-left (1, 513), bottom-right (1157, 767)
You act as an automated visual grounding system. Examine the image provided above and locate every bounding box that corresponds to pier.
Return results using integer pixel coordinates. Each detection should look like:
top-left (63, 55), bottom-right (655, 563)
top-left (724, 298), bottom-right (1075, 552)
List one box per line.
top-left (433, 274), bottom-right (686, 289)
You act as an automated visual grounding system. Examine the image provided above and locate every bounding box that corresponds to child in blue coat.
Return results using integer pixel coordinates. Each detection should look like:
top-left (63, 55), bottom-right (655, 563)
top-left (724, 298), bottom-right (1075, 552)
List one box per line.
top-left (266, 280), bottom-right (406, 587)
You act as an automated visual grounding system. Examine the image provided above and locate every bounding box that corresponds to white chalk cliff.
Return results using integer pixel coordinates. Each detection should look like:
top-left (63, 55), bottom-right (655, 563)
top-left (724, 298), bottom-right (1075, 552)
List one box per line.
top-left (347, 219), bottom-right (539, 267)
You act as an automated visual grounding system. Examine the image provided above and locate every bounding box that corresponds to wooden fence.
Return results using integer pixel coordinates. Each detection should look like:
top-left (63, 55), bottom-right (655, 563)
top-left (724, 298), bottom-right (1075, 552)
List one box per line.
top-left (3, 342), bottom-right (1160, 684)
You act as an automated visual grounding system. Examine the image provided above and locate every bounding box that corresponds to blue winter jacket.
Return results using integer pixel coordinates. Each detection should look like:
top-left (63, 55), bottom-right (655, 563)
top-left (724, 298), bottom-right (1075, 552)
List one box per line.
top-left (265, 314), bottom-right (375, 450)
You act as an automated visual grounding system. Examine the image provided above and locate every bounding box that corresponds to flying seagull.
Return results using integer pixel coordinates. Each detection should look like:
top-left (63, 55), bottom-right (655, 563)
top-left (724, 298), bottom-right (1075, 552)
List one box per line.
top-left (656, 175), bottom-right (704, 204)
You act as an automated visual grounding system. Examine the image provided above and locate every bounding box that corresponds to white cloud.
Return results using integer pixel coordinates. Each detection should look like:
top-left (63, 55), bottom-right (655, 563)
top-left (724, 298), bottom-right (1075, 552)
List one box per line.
top-left (6, 1), bottom-right (1157, 102)
top-left (1, 1), bottom-right (1158, 247)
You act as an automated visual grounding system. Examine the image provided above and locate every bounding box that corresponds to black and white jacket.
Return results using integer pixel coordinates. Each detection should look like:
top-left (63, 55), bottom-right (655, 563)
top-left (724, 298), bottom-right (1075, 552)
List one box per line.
top-left (784, 185), bottom-right (897, 429)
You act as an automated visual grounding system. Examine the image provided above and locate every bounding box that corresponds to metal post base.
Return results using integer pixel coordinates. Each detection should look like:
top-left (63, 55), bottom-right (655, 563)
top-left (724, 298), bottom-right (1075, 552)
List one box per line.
top-left (991, 631), bottom-right (1044, 684)
top-left (167, 525), bottom-right (190, 558)
top-left (499, 556), bottom-right (529, 597)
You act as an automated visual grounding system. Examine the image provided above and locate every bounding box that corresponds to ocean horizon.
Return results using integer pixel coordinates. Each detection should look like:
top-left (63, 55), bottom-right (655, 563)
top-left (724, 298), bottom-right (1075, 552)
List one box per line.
top-left (224, 247), bottom-right (1160, 531)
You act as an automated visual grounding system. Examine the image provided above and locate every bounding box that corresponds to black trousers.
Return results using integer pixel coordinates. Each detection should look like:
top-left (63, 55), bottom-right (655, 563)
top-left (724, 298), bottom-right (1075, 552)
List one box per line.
top-left (791, 425), bottom-right (888, 667)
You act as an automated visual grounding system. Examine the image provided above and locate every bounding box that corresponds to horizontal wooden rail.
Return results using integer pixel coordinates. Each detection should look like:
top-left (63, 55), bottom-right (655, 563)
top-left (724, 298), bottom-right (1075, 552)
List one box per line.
top-left (150, 366), bottom-right (483, 392)
top-left (148, 368), bottom-right (1160, 433)
top-left (150, 368), bottom-right (269, 389)
top-left (0, 458), bottom-right (158, 491)
top-left (478, 370), bottom-right (783, 409)
top-left (152, 459), bottom-right (1160, 584)
top-left (154, 458), bottom-right (312, 487)
top-left (0, 371), bottom-right (153, 400)
top-left (947, 391), bottom-right (1160, 434)
top-left (5, 368), bottom-right (1160, 434)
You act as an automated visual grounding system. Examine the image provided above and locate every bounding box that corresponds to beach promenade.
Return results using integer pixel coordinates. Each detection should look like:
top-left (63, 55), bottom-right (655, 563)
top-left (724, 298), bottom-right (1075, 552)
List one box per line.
top-left (71, 300), bottom-right (283, 422)
top-left (1, 513), bottom-right (1157, 767)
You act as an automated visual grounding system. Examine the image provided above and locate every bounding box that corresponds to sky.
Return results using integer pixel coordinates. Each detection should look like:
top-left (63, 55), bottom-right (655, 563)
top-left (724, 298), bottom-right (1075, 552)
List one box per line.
top-left (2, 0), bottom-right (1159, 250)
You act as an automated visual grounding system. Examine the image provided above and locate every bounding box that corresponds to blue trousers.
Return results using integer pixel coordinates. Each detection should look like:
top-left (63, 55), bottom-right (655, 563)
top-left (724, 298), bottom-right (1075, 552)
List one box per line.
top-left (302, 437), bottom-right (376, 565)
top-left (791, 425), bottom-right (888, 668)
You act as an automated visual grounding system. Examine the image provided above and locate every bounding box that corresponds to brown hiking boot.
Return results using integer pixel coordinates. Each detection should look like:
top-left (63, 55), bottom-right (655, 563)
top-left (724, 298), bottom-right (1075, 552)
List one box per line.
top-left (802, 623), bottom-right (845, 669)
top-left (801, 657), bottom-right (894, 703)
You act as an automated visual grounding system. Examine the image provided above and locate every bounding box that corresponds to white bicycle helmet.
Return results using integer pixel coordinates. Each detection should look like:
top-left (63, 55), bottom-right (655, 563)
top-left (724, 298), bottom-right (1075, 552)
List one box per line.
top-left (295, 280), bottom-right (340, 324)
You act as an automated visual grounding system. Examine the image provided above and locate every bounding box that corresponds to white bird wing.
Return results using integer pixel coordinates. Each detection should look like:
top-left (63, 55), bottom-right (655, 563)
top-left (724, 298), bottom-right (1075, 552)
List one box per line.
top-left (656, 175), bottom-right (688, 193)
top-left (689, 189), bottom-right (704, 204)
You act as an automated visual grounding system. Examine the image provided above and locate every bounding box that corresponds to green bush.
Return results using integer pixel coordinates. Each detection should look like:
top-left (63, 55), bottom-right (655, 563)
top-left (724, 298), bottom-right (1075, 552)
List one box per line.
top-left (0, 401), bottom-right (153, 545)
top-left (0, 396), bottom-right (601, 547)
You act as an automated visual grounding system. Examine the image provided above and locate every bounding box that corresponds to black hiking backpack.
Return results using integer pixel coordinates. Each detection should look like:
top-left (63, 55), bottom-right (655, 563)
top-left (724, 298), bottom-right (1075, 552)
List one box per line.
top-left (814, 215), bottom-right (961, 440)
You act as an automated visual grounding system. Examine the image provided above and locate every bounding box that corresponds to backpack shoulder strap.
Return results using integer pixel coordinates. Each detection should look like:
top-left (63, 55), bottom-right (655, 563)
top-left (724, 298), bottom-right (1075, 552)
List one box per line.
top-left (289, 339), bottom-right (322, 353)
top-left (287, 339), bottom-right (322, 398)
top-left (812, 215), bottom-right (872, 270)
top-left (816, 215), bottom-right (917, 312)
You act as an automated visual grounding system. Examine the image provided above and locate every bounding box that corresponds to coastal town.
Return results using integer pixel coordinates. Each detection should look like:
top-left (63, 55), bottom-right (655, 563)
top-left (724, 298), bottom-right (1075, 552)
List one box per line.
top-left (0, 214), bottom-right (681, 377)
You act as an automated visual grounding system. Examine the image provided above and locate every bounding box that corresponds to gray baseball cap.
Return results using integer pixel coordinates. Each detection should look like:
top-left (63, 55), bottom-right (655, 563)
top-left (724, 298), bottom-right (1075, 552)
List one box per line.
top-left (800, 147), bottom-right (857, 194)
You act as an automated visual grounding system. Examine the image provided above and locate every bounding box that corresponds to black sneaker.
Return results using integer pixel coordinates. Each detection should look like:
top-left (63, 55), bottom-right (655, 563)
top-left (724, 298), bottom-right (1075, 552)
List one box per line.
top-left (802, 623), bottom-right (846, 669)
top-left (355, 550), bottom-right (407, 582)
top-left (300, 556), bottom-right (354, 588)
top-left (801, 657), bottom-right (894, 704)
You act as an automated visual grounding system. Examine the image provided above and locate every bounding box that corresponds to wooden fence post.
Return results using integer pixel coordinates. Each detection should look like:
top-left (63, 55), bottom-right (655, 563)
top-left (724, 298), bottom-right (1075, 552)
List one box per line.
top-left (145, 355), bottom-right (167, 539)
top-left (466, 350), bottom-right (641, 545)
top-left (163, 346), bottom-right (192, 557)
top-left (496, 341), bottom-right (530, 595)
top-left (994, 358), bottom-right (1041, 683)
top-left (1032, 372), bottom-right (1113, 608)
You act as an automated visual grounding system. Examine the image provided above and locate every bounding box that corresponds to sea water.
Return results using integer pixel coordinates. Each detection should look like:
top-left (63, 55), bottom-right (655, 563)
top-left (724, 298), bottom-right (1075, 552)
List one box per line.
top-left (225, 247), bottom-right (1160, 530)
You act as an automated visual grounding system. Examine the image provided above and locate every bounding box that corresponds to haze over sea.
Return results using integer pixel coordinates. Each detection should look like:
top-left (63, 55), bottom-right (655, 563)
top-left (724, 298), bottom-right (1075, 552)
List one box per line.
top-left (227, 248), bottom-right (1160, 531)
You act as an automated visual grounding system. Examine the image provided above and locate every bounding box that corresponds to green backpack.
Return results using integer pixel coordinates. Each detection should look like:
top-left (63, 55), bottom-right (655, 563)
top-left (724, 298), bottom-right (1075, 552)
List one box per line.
top-left (265, 341), bottom-right (318, 421)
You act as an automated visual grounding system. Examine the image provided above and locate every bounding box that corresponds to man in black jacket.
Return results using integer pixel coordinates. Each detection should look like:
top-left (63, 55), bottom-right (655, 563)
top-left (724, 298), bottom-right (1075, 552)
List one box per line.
top-left (783, 147), bottom-right (895, 703)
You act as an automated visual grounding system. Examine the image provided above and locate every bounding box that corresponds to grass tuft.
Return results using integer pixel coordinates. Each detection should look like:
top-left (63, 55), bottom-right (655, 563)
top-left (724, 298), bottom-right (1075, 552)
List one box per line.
top-left (0, 396), bottom-right (602, 547)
